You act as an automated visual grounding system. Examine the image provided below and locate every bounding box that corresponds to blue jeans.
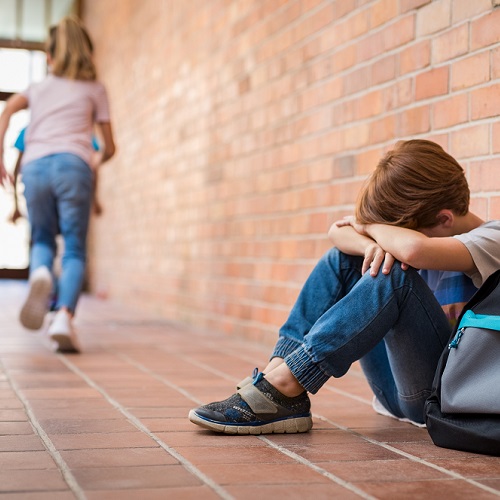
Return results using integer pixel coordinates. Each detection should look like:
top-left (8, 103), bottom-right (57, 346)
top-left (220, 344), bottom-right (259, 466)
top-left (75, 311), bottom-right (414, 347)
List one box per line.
top-left (272, 248), bottom-right (452, 423)
top-left (22, 153), bottom-right (93, 314)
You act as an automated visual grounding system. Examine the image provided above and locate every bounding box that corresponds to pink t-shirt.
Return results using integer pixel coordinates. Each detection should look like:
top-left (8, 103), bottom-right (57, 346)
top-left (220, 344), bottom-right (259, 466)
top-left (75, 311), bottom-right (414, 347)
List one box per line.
top-left (21, 74), bottom-right (110, 166)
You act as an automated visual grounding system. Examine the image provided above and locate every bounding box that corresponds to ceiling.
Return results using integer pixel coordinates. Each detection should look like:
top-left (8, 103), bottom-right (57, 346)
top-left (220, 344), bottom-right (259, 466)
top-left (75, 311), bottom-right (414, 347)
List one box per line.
top-left (0, 0), bottom-right (80, 50)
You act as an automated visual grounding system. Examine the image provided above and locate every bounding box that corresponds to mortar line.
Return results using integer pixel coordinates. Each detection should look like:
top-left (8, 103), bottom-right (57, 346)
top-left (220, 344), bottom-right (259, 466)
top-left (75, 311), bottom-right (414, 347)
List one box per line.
top-left (1, 359), bottom-right (87, 500)
top-left (57, 354), bottom-right (233, 500)
top-left (259, 435), bottom-right (376, 499)
top-left (315, 414), bottom-right (500, 497)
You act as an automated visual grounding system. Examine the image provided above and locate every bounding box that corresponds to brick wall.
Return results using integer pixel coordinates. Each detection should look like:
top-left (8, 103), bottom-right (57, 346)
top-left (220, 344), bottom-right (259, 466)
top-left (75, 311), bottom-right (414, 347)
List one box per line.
top-left (83, 0), bottom-right (500, 346)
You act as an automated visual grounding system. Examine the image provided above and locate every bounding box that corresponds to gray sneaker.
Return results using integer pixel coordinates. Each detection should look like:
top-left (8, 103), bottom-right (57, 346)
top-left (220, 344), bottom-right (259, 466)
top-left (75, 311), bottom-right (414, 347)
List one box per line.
top-left (189, 373), bottom-right (313, 435)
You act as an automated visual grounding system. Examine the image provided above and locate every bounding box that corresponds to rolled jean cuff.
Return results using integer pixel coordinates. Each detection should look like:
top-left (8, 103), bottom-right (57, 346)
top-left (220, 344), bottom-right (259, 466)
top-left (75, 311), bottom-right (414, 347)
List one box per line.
top-left (285, 344), bottom-right (330, 394)
top-left (271, 336), bottom-right (303, 360)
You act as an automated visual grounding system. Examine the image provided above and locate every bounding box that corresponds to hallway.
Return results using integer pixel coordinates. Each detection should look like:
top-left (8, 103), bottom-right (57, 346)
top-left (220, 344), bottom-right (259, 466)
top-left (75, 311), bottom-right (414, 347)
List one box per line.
top-left (1, 279), bottom-right (500, 499)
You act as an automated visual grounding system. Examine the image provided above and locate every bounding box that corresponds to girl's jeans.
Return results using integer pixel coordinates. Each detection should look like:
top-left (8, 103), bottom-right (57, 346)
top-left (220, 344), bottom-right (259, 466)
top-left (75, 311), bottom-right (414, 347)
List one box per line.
top-left (22, 153), bottom-right (93, 314)
top-left (272, 248), bottom-right (452, 423)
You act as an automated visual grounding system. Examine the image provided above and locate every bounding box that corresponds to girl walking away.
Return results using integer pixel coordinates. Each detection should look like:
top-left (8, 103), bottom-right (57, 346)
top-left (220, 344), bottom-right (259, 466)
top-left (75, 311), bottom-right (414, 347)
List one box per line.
top-left (0, 16), bottom-right (115, 352)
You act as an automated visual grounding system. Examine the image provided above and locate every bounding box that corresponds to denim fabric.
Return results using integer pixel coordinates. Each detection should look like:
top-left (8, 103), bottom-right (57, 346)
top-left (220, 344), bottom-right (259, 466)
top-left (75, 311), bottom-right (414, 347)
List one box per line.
top-left (273, 248), bottom-right (452, 423)
top-left (22, 153), bottom-right (93, 313)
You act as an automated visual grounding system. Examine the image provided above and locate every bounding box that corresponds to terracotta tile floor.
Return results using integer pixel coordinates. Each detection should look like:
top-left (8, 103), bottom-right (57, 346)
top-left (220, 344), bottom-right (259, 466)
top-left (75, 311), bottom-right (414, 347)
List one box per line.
top-left (1, 279), bottom-right (500, 499)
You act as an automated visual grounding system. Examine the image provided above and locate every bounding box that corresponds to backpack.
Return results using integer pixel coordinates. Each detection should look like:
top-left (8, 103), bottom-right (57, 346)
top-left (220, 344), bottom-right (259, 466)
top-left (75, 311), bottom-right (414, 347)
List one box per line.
top-left (425, 269), bottom-right (500, 456)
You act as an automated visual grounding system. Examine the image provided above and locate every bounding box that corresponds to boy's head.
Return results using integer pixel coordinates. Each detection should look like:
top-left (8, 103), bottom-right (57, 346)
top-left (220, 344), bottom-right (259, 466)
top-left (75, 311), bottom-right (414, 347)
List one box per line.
top-left (356, 140), bottom-right (469, 230)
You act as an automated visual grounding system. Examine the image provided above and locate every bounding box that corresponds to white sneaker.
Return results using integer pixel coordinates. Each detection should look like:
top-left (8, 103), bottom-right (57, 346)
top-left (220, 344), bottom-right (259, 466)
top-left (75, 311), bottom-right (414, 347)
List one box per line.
top-left (19, 266), bottom-right (53, 330)
top-left (372, 396), bottom-right (426, 428)
top-left (47, 309), bottom-right (81, 353)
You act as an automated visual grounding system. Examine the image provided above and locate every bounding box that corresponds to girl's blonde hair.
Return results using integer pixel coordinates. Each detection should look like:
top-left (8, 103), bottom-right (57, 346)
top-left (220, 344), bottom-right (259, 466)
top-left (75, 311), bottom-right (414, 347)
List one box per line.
top-left (47, 16), bottom-right (96, 81)
top-left (356, 140), bottom-right (470, 230)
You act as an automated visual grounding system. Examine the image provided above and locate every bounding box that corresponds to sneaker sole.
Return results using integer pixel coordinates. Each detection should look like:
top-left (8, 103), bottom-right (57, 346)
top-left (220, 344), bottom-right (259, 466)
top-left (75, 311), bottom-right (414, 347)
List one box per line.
top-left (19, 277), bottom-right (52, 330)
top-left (50, 333), bottom-right (80, 353)
top-left (188, 409), bottom-right (313, 435)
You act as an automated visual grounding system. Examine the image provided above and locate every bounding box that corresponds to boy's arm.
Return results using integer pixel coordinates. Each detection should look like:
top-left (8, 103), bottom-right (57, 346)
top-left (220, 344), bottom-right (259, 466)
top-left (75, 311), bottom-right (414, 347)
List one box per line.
top-left (328, 223), bottom-right (374, 256)
top-left (362, 223), bottom-right (476, 274)
top-left (328, 222), bottom-right (405, 276)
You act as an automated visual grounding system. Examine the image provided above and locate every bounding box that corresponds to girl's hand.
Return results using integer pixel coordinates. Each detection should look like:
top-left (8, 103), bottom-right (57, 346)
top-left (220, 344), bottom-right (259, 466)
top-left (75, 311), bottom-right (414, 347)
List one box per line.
top-left (0, 161), bottom-right (12, 188)
top-left (9, 207), bottom-right (22, 223)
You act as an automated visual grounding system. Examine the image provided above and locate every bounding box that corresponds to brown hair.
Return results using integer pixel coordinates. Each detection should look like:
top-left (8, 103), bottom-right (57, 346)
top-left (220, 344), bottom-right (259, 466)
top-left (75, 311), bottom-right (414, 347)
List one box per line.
top-left (356, 140), bottom-right (469, 229)
top-left (47, 16), bottom-right (96, 81)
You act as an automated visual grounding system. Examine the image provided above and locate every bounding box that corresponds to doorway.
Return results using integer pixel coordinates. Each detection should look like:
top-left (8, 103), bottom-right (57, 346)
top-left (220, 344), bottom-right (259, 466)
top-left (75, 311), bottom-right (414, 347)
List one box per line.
top-left (0, 47), bottom-right (46, 279)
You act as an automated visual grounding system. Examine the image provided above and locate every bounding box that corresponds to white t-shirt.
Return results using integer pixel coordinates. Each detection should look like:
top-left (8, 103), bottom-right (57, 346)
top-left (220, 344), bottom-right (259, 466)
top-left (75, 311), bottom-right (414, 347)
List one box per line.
top-left (420, 220), bottom-right (500, 326)
top-left (454, 220), bottom-right (500, 288)
top-left (21, 74), bottom-right (110, 166)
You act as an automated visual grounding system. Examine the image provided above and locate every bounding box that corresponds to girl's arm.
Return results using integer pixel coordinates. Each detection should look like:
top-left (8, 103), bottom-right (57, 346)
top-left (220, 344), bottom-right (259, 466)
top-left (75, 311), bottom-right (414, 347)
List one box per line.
top-left (90, 122), bottom-right (116, 169)
top-left (0, 94), bottom-right (28, 187)
top-left (9, 151), bottom-right (23, 222)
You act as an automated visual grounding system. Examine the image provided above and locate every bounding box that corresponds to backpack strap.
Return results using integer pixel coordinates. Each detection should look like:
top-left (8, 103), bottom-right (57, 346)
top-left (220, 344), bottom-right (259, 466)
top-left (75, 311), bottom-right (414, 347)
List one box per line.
top-left (458, 310), bottom-right (500, 331)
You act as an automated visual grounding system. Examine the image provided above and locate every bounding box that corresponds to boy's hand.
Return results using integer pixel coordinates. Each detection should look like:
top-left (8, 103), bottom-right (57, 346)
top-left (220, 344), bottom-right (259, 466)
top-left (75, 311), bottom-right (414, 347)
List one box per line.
top-left (335, 215), bottom-right (368, 235)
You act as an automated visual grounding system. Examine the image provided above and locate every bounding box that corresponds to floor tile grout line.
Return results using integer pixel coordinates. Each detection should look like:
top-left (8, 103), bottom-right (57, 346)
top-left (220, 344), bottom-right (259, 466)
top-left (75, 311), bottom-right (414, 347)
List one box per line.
top-left (116, 352), bottom-right (205, 406)
top-left (0, 359), bottom-right (87, 500)
top-left (314, 414), bottom-right (500, 497)
top-left (57, 354), bottom-right (233, 500)
top-left (114, 351), bottom-right (381, 497)
top-left (102, 344), bottom-right (500, 497)
top-left (258, 435), bottom-right (377, 499)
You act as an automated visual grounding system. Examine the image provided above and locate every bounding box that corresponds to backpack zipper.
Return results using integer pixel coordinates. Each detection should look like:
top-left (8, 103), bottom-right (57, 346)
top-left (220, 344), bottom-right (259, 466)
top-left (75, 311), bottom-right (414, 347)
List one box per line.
top-left (448, 328), bottom-right (465, 349)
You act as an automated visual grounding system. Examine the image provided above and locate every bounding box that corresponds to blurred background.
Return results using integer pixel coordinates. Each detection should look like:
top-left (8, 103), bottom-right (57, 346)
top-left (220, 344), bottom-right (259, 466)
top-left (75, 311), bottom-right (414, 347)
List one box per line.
top-left (0, 0), bottom-right (79, 275)
top-left (2, 0), bottom-right (500, 347)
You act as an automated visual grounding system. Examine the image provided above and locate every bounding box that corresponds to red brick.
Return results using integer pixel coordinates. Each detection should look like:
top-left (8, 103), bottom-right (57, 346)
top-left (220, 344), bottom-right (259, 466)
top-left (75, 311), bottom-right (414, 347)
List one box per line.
top-left (385, 79), bottom-right (413, 110)
top-left (471, 8), bottom-right (500, 50)
top-left (372, 55), bottom-right (397, 85)
top-left (469, 158), bottom-right (500, 192)
top-left (369, 115), bottom-right (397, 144)
top-left (400, 0), bottom-right (431, 13)
top-left (81, 0), bottom-right (500, 347)
top-left (332, 0), bottom-right (357, 20)
top-left (492, 47), bottom-right (500, 80)
top-left (450, 124), bottom-right (490, 159)
top-left (451, 52), bottom-right (490, 91)
top-left (415, 66), bottom-right (449, 100)
top-left (332, 44), bottom-right (357, 72)
top-left (493, 123), bottom-right (500, 153)
top-left (452, 0), bottom-right (492, 23)
top-left (357, 89), bottom-right (384, 119)
top-left (432, 24), bottom-right (469, 63)
top-left (416, 0), bottom-right (451, 36)
top-left (471, 83), bottom-right (500, 120)
top-left (357, 31), bottom-right (384, 62)
top-left (399, 40), bottom-right (431, 75)
top-left (469, 197), bottom-right (488, 219)
top-left (398, 105), bottom-right (431, 136)
top-left (342, 123), bottom-right (370, 149)
top-left (490, 197), bottom-right (500, 219)
top-left (432, 94), bottom-right (468, 130)
top-left (382, 15), bottom-right (415, 51)
top-left (356, 147), bottom-right (385, 175)
top-left (332, 9), bottom-right (370, 45)
top-left (370, 0), bottom-right (398, 28)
